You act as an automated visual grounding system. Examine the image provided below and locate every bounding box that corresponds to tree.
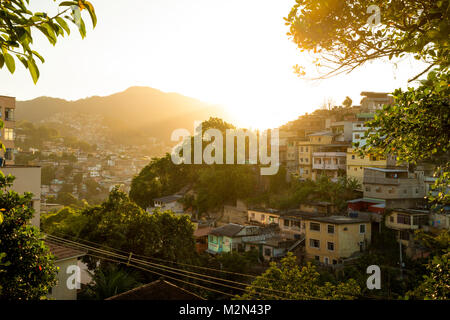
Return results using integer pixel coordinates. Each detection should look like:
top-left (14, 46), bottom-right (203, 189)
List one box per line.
top-left (0, 173), bottom-right (57, 300)
top-left (81, 263), bottom-right (141, 300)
top-left (285, 0), bottom-right (449, 80)
top-left (342, 96), bottom-right (352, 108)
top-left (406, 253), bottom-right (449, 299)
top-left (0, 0), bottom-right (97, 83)
top-left (56, 191), bottom-right (78, 206)
top-left (237, 253), bottom-right (361, 300)
top-left (41, 165), bottom-right (56, 185)
top-left (406, 230), bottom-right (450, 299)
top-left (46, 187), bottom-right (198, 267)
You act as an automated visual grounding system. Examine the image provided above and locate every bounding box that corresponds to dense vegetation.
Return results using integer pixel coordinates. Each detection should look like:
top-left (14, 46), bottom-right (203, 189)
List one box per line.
top-left (0, 173), bottom-right (57, 300)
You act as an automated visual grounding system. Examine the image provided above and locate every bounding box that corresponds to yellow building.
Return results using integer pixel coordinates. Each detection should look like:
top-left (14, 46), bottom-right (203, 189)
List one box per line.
top-left (304, 216), bottom-right (371, 265)
top-left (297, 131), bottom-right (348, 181)
top-left (346, 148), bottom-right (396, 185)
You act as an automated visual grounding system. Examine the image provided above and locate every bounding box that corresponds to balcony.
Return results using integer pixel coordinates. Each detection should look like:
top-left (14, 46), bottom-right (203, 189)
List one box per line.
top-left (363, 177), bottom-right (400, 185)
top-left (313, 163), bottom-right (346, 170)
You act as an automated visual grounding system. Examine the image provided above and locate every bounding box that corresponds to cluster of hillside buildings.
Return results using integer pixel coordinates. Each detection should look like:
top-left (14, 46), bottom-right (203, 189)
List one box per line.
top-left (181, 92), bottom-right (449, 266)
top-left (1, 91), bottom-right (449, 299)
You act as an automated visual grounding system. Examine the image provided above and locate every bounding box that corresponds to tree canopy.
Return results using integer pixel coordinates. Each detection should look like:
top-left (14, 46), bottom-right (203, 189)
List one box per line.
top-left (0, 0), bottom-right (97, 83)
top-left (0, 173), bottom-right (57, 300)
top-left (237, 253), bottom-right (361, 300)
top-left (285, 0), bottom-right (449, 80)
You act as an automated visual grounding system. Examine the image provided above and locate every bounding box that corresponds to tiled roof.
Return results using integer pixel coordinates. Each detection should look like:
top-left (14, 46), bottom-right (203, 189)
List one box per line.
top-left (210, 223), bottom-right (244, 237)
top-left (194, 227), bottom-right (214, 238)
top-left (105, 279), bottom-right (204, 300)
top-left (45, 240), bottom-right (86, 261)
top-left (153, 194), bottom-right (183, 203)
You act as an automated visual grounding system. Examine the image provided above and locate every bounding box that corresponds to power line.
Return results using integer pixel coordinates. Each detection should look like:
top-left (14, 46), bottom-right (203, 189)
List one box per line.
top-left (85, 253), bottom-right (235, 299)
top-left (50, 230), bottom-right (257, 278)
top-left (46, 234), bottom-right (287, 299)
top-left (45, 234), bottom-right (297, 299)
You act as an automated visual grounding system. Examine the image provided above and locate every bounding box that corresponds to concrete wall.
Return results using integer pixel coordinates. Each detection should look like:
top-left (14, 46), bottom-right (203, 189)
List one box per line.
top-left (47, 258), bottom-right (79, 300)
top-left (1, 166), bottom-right (41, 228)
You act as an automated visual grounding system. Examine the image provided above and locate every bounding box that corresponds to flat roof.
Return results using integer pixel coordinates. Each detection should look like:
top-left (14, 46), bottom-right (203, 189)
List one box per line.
top-left (153, 194), bottom-right (183, 203)
top-left (392, 208), bottom-right (430, 215)
top-left (366, 167), bottom-right (408, 173)
top-left (307, 131), bottom-right (334, 136)
top-left (303, 215), bottom-right (370, 224)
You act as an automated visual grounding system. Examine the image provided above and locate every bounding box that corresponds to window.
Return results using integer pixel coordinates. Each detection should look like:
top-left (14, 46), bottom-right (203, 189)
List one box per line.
top-left (209, 235), bottom-right (218, 244)
top-left (305, 147), bottom-right (308, 152)
top-left (305, 158), bottom-right (308, 163)
top-left (250, 212), bottom-right (255, 219)
top-left (310, 222), bottom-right (320, 231)
top-left (397, 214), bottom-right (411, 225)
top-left (4, 128), bottom-right (14, 140)
top-left (292, 221), bottom-right (301, 229)
top-left (365, 186), bottom-right (371, 192)
top-left (413, 215), bottom-right (428, 226)
top-left (264, 248), bottom-right (272, 256)
top-left (354, 168), bottom-right (358, 171)
top-left (300, 147), bottom-right (303, 152)
top-left (324, 257), bottom-right (330, 265)
top-left (4, 148), bottom-right (13, 161)
top-left (332, 259), bottom-right (337, 265)
top-left (260, 214), bottom-right (265, 221)
top-left (318, 138), bottom-right (321, 142)
top-left (355, 134), bottom-right (360, 139)
top-left (5, 108), bottom-right (14, 121)
top-left (327, 225), bottom-right (335, 234)
top-left (359, 224), bottom-right (366, 234)
top-left (314, 255), bottom-right (320, 261)
top-left (310, 239), bottom-right (320, 248)
top-left (351, 155), bottom-right (355, 159)
top-left (327, 242), bottom-right (334, 251)
top-left (390, 216), bottom-right (394, 222)
top-left (284, 219), bottom-right (290, 227)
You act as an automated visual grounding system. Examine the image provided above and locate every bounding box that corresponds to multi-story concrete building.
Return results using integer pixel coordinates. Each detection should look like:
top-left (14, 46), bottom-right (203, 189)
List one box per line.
top-left (0, 95), bottom-right (16, 164)
top-left (385, 208), bottom-right (431, 259)
top-left (347, 149), bottom-right (398, 185)
top-left (297, 131), bottom-right (349, 181)
top-left (363, 167), bottom-right (426, 209)
top-left (360, 92), bottom-right (393, 113)
top-left (303, 215), bottom-right (371, 266)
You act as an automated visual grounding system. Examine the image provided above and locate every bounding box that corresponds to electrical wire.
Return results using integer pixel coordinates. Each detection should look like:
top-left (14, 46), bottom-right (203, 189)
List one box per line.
top-left (46, 234), bottom-right (289, 299)
top-left (50, 230), bottom-right (257, 278)
top-left (45, 233), bottom-right (317, 299)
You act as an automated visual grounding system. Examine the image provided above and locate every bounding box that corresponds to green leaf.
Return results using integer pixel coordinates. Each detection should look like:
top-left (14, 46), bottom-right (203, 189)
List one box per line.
top-left (27, 59), bottom-right (40, 84)
top-left (0, 54), bottom-right (4, 69)
top-left (3, 53), bottom-right (15, 74)
top-left (85, 1), bottom-right (97, 28)
top-left (55, 17), bottom-right (71, 35)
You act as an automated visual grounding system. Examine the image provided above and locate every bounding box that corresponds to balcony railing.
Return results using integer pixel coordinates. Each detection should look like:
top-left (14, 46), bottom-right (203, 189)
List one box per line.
top-left (313, 163), bottom-right (346, 170)
top-left (363, 177), bottom-right (400, 185)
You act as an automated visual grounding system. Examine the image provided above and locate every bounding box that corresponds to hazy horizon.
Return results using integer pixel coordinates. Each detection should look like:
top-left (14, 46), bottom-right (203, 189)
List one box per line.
top-left (0, 0), bottom-right (428, 129)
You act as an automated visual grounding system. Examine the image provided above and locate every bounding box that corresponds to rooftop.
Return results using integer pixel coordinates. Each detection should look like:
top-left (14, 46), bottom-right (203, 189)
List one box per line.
top-left (210, 223), bottom-right (245, 237)
top-left (153, 194), bottom-right (183, 203)
top-left (366, 167), bottom-right (408, 173)
top-left (44, 240), bottom-right (86, 261)
top-left (106, 279), bottom-right (204, 300)
top-left (304, 215), bottom-right (370, 225)
top-left (307, 131), bottom-right (334, 137)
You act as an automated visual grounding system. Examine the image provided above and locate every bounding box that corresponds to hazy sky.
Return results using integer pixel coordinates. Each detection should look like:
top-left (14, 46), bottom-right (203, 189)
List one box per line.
top-left (0, 0), bottom-right (426, 128)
